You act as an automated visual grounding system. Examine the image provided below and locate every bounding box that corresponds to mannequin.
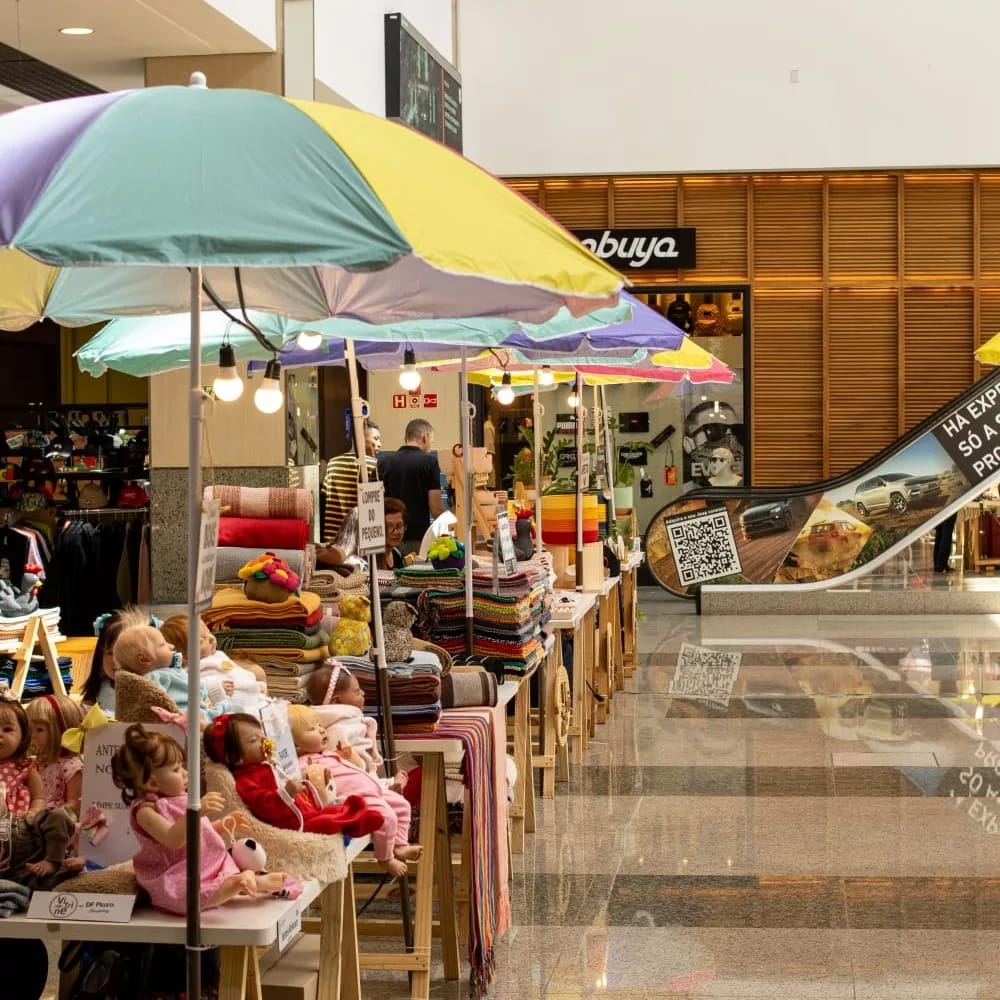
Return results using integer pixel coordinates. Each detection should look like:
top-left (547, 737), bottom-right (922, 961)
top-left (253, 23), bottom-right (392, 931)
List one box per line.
top-left (707, 447), bottom-right (743, 487)
top-left (483, 417), bottom-right (496, 458)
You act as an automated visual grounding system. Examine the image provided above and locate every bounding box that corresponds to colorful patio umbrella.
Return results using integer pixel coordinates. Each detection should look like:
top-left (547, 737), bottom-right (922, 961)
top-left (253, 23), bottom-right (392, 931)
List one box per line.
top-left (976, 333), bottom-right (1000, 365)
top-left (0, 77), bottom-right (624, 998)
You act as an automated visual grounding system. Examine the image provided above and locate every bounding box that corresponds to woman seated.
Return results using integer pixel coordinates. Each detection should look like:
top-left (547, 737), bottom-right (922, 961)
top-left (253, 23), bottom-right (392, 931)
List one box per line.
top-left (316, 500), bottom-right (409, 573)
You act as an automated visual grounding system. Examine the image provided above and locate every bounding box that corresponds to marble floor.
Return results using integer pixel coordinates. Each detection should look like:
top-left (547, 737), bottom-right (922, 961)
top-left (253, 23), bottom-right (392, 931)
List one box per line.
top-left (415, 589), bottom-right (1000, 999)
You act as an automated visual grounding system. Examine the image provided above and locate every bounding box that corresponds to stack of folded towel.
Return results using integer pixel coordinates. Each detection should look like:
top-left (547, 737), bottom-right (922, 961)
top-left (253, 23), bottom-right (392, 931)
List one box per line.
top-left (336, 653), bottom-right (442, 731)
top-left (0, 655), bottom-right (73, 698)
top-left (0, 878), bottom-right (31, 917)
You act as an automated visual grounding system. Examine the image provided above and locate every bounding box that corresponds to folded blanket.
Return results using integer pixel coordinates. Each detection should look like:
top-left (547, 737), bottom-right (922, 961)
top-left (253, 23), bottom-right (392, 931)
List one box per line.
top-left (215, 546), bottom-right (307, 584)
top-left (203, 587), bottom-right (321, 630)
top-left (216, 628), bottom-right (329, 651)
top-left (218, 516), bottom-right (310, 550)
top-left (0, 878), bottom-right (31, 917)
top-left (205, 485), bottom-right (312, 522)
top-left (223, 644), bottom-right (328, 663)
top-left (254, 657), bottom-right (319, 677)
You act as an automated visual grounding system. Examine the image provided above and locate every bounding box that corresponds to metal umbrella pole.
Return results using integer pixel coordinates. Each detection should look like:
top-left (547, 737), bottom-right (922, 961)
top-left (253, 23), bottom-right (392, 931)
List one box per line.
top-left (574, 373), bottom-right (584, 590)
top-left (533, 366), bottom-right (544, 553)
top-left (460, 348), bottom-right (475, 653)
top-left (184, 266), bottom-right (204, 1000)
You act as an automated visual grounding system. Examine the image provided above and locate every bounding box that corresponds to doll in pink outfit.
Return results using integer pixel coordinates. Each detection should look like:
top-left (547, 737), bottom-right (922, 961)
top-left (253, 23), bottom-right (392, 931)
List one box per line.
top-left (27, 695), bottom-right (85, 820)
top-left (288, 701), bottom-right (421, 878)
top-left (110, 723), bottom-right (300, 915)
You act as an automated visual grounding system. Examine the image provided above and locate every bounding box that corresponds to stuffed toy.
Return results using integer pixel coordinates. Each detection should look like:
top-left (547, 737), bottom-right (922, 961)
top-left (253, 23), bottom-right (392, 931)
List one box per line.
top-left (230, 837), bottom-right (267, 872)
top-left (382, 602), bottom-right (416, 664)
top-left (513, 511), bottom-right (534, 561)
top-left (0, 564), bottom-right (42, 617)
top-left (329, 594), bottom-right (372, 657)
top-left (238, 553), bottom-right (301, 604)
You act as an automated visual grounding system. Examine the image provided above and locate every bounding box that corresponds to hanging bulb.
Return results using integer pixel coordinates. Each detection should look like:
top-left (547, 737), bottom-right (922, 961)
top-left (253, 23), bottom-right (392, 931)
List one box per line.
top-left (496, 372), bottom-right (515, 406)
top-left (212, 344), bottom-right (244, 402)
top-left (254, 359), bottom-right (284, 414)
top-left (539, 365), bottom-right (555, 387)
top-left (296, 329), bottom-right (323, 351)
top-left (567, 384), bottom-right (580, 408)
top-left (399, 348), bottom-right (421, 391)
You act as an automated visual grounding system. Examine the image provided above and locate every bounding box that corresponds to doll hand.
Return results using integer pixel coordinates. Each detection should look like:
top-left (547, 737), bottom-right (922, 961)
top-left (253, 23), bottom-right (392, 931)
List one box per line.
top-left (222, 680), bottom-right (235, 696)
top-left (390, 770), bottom-right (408, 793)
top-left (285, 777), bottom-right (303, 797)
top-left (201, 791), bottom-right (225, 816)
top-left (228, 810), bottom-right (253, 833)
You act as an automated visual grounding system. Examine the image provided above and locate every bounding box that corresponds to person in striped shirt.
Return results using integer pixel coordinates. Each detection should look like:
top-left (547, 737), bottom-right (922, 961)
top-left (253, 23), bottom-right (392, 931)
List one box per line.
top-left (321, 418), bottom-right (380, 545)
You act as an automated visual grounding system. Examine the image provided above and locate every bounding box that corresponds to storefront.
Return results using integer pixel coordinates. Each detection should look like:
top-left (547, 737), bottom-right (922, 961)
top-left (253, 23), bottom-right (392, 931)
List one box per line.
top-left (505, 170), bottom-right (997, 489)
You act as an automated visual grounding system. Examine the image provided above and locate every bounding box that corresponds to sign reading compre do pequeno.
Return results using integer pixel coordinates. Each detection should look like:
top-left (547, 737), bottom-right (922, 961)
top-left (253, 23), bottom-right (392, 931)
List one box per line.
top-left (931, 372), bottom-right (1000, 485)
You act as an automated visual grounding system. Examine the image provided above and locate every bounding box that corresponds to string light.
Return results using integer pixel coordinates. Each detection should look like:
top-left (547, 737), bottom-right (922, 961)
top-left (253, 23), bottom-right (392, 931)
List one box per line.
top-left (539, 365), bottom-right (555, 386)
top-left (399, 348), bottom-right (421, 391)
top-left (296, 329), bottom-right (323, 351)
top-left (496, 372), bottom-right (515, 406)
top-left (254, 359), bottom-right (284, 413)
top-left (212, 344), bottom-right (243, 402)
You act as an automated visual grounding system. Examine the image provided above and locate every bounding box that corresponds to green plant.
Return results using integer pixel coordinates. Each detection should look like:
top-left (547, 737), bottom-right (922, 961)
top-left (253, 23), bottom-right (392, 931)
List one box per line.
top-left (510, 446), bottom-right (535, 486)
top-left (520, 426), bottom-right (575, 492)
top-left (605, 413), bottom-right (654, 487)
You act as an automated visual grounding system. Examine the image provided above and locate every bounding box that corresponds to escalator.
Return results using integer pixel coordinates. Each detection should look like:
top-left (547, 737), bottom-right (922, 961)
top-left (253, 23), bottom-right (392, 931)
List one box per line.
top-left (644, 367), bottom-right (1000, 599)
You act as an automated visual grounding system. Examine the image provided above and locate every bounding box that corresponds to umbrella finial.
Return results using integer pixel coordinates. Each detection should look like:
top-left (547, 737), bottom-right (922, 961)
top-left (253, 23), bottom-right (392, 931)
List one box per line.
top-left (189, 71), bottom-right (208, 89)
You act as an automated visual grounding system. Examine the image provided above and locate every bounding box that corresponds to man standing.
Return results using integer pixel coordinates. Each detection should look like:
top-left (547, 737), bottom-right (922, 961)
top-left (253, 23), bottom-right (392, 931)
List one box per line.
top-left (377, 418), bottom-right (444, 554)
top-left (321, 417), bottom-right (380, 544)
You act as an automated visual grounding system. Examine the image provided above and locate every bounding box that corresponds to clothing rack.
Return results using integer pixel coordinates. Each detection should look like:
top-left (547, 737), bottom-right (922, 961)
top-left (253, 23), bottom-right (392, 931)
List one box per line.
top-left (61, 507), bottom-right (149, 521)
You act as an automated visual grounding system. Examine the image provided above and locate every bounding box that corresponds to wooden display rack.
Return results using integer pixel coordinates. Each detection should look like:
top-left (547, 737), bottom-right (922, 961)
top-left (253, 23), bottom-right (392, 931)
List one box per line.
top-left (0, 612), bottom-right (66, 700)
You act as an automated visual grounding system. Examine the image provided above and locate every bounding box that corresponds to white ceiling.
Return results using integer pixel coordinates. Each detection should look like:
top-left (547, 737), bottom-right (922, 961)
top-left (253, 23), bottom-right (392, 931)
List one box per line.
top-left (0, 0), bottom-right (275, 95)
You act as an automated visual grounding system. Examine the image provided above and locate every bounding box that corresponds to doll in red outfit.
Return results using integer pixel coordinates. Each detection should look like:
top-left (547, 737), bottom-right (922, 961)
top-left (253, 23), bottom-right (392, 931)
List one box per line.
top-left (203, 713), bottom-right (382, 837)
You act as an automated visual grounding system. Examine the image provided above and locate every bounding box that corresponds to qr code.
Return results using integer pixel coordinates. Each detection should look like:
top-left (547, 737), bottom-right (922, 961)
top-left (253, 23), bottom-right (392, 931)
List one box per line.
top-left (669, 642), bottom-right (743, 706)
top-left (666, 507), bottom-right (741, 586)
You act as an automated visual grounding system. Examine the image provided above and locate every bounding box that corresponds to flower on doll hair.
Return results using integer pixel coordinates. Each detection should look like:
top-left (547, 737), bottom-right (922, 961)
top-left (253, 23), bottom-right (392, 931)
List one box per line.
top-left (261, 737), bottom-right (275, 762)
top-left (237, 552), bottom-right (301, 593)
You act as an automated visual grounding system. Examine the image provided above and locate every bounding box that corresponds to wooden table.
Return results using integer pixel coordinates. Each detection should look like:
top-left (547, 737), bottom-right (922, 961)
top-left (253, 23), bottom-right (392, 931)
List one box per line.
top-left (498, 677), bottom-right (536, 853)
top-left (959, 500), bottom-right (1000, 571)
top-left (550, 590), bottom-right (598, 765)
top-left (586, 575), bottom-right (622, 723)
top-left (532, 633), bottom-right (560, 799)
top-left (621, 551), bottom-right (642, 678)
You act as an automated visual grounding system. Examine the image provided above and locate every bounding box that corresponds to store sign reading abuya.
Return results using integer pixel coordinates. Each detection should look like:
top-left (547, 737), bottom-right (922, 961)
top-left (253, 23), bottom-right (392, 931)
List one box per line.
top-left (572, 227), bottom-right (696, 270)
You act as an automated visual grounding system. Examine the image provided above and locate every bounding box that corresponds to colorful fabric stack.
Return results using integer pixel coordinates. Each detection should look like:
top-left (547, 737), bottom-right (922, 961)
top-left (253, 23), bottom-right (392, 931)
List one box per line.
top-left (394, 565), bottom-right (464, 590)
top-left (204, 485), bottom-right (314, 586)
top-left (205, 587), bottom-right (327, 703)
top-left (335, 653), bottom-right (442, 731)
top-left (0, 655), bottom-right (72, 697)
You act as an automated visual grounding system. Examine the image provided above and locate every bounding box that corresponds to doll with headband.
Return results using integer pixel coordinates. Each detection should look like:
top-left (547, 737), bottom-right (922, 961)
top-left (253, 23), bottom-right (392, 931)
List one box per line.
top-left (159, 614), bottom-right (270, 714)
top-left (26, 695), bottom-right (85, 821)
top-left (0, 691), bottom-right (76, 886)
top-left (287, 702), bottom-right (421, 878)
top-left (203, 713), bottom-right (383, 838)
top-left (111, 723), bottom-right (300, 914)
top-left (81, 607), bottom-right (160, 715)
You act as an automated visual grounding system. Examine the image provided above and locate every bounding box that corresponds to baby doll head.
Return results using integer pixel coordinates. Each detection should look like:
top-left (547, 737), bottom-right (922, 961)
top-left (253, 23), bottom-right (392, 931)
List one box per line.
top-left (306, 658), bottom-right (364, 709)
top-left (160, 615), bottom-right (217, 664)
top-left (287, 704), bottom-right (328, 756)
top-left (114, 624), bottom-right (176, 676)
top-left (26, 694), bottom-right (85, 765)
top-left (82, 606), bottom-right (154, 704)
top-left (111, 723), bottom-right (187, 805)
top-left (204, 712), bottom-right (272, 768)
top-left (0, 692), bottom-right (31, 763)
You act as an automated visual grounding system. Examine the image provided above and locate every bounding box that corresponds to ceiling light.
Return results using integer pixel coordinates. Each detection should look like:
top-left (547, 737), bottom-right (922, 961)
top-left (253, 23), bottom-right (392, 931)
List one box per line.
top-left (296, 329), bottom-right (323, 351)
top-left (254, 359), bottom-right (284, 414)
top-left (212, 344), bottom-right (243, 402)
top-left (59, 27), bottom-right (94, 35)
top-left (399, 348), bottom-right (421, 391)
top-left (539, 365), bottom-right (555, 387)
top-left (496, 373), bottom-right (515, 406)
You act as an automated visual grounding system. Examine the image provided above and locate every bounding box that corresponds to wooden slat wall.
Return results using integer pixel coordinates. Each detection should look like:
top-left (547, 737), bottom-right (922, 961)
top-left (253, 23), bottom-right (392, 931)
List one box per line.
top-left (507, 170), bottom-right (997, 484)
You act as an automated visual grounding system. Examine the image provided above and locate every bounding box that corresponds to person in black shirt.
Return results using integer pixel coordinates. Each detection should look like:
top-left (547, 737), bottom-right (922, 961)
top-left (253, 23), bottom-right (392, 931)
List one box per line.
top-left (377, 420), bottom-right (443, 555)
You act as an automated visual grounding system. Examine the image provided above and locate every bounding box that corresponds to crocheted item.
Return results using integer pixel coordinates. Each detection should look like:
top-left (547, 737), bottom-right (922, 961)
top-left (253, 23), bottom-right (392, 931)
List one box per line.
top-left (382, 602), bottom-right (416, 664)
top-left (238, 552), bottom-right (301, 603)
top-left (329, 595), bottom-right (371, 657)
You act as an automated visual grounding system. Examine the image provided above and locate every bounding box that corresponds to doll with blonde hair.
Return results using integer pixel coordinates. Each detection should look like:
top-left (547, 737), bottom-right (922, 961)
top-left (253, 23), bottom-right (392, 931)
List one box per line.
top-left (0, 692), bottom-right (76, 885)
top-left (26, 695), bottom-right (85, 819)
top-left (111, 723), bottom-right (300, 914)
top-left (287, 703), bottom-right (421, 878)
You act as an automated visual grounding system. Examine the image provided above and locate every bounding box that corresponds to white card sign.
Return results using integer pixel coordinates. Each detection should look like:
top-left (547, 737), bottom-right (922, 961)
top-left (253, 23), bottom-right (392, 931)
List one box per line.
top-left (358, 482), bottom-right (386, 555)
top-left (277, 903), bottom-right (302, 951)
top-left (495, 507), bottom-right (518, 575)
top-left (28, 891), bottom-right (136, 924)
top-left (196, 499), bottom-right (221, 611)
top-left (79, 722), bottom-right (182, 868)
top-left (259, 699), bottom-right (302, 782)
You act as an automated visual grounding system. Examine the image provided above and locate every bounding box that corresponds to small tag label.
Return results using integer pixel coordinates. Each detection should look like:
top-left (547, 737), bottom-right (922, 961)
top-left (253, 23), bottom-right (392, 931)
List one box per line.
top-left (196, 500), bottom-right (221, 611)
top-left (495, 508), bottom-right (518, 575)
top-left (358, 482), bottom-right (386, 555)
top-left (28, 892), bottom-right (136, 923)
top-left (277, 904), bottom-right (302, 952)
top-left (0, 815), bottom-right (10, 842)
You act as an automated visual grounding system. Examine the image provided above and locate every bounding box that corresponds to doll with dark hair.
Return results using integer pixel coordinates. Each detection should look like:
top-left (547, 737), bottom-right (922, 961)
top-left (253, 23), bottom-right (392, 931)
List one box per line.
top-left (203, 713), bottom-right (383, 837)
top-left (111, 723), bottom-right (299, 914)
top-left (0, 692), bottom-right (76, 887)
top-left (81, 607), bottom-right (159, 714)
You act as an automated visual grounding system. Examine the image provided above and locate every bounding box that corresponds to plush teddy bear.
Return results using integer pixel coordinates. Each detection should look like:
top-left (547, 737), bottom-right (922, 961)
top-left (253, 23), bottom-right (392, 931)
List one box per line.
top-left (238, 553), bottom-right (301, 604)
top-left (328, 594), bottom-right (371, 657)
top-left (382, 601), bottom-right (416, 664)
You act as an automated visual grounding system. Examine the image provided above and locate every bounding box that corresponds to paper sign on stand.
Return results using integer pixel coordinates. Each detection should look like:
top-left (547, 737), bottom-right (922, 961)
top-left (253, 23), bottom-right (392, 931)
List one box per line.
top-left (277, 903), bottom-right (303, 952)
top-left (358, 482), bottom-right (386, 555)
top-left (28, 892), bottom-right (136, 923)
top-left (196, 499), bottom-right (221, 611)
top-left (78, 722), bottom-right (182, 868)
top-left (495, 507), bottom-right (518, 575)
top-left (259, 699), bottom-right (302, 781)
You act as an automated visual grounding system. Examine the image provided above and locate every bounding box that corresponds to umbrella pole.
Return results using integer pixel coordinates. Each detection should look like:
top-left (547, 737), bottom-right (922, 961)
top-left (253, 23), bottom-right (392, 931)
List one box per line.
top-left (532, 367), bottom-right (544, 554)
top-left (344, 340), bottom-right (396, 766)
top-left (185, 266), bottom-right (203, 1000)
top-left (575, 373), bottom-right (584, 590)
top-left (460, 350), bottom-right (474, 653)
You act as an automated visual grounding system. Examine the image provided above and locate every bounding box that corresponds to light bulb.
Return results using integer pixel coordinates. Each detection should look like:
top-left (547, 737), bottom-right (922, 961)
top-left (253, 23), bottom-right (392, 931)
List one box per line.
top-left (399, 348), bottom-right (421, 391)
top-left (496, 373), bottom-right (515, 406)
top-left (254, 359), bottom-right (284, 414)
top-left (212, 344), bottom-right (244, 402)
top-left (296, 329), bottom-right (323, 351)
top-left (567, 388), bottom-right (579, 408)
top-left (539, 365), bottom-right (555, 386)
